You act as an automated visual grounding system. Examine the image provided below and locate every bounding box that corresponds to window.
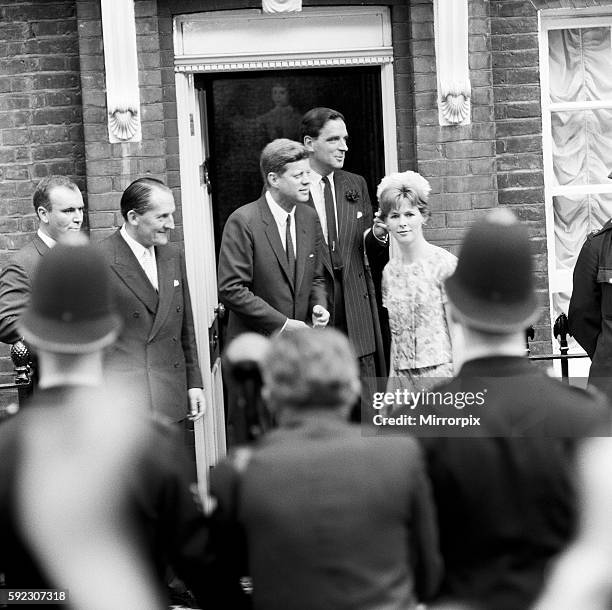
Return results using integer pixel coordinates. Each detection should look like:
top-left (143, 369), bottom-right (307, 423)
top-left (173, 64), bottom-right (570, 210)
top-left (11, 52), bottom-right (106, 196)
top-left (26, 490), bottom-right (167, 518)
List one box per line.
top-left (540, 12), bottom-right (612, 337)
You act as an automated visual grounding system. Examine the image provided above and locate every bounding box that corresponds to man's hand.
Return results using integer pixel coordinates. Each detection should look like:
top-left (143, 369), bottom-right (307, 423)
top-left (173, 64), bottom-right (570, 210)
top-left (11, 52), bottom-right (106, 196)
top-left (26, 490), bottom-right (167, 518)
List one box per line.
top-left (283, 319), bottom-right (309, 332)
top-left (187, 388), bottom-right (206, 421)
top-left (372, 212), bottom-right (388, 243)
top-left (311, 305), bottom-right (330, 328)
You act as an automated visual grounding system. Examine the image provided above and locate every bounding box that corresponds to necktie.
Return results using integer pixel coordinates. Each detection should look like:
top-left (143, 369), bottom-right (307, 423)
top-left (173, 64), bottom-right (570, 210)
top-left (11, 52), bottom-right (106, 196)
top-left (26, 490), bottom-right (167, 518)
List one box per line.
top-left (321, 176), bottom-right (343, 270)
top-left (285, 214), bottom-right (295, 286)
top-left (141, 248), bottom-right (158, 291)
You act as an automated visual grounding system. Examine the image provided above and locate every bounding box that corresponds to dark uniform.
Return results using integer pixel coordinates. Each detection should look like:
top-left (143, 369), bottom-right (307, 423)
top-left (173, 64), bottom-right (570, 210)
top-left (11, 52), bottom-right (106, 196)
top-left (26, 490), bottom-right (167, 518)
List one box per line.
top-left (0, 386), bottom-right (211, 609)
top-left (420, 355), bottom-right (610, 610)
top-left (569, 219), bottom-right (612, 396)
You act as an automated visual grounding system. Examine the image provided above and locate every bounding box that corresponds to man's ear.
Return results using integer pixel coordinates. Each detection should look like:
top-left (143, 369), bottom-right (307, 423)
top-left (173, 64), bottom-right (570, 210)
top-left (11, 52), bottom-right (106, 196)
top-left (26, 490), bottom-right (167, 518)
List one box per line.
top-left (126, 209), bottom-right (139, 226)
top-left (37, 206), bottom-right (49, 223)
top-left (303, 135), bottom-right (313, 152)
top-left (267, 172), bottom-right (278, 189)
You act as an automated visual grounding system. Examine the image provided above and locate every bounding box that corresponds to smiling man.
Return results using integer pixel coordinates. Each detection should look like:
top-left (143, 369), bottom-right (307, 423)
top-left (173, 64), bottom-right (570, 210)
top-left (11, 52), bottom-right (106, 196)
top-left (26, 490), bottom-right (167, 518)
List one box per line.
top-left (0, 175), bottom-right (84, 346)
top-left (218, 139), bottom-right (328, 342)
top-left (97, 177), bottom-right (205, 427)
top-left (302, 107), bottom-right (386, 419)
top-left (218, 139), bottom-right (329, 444)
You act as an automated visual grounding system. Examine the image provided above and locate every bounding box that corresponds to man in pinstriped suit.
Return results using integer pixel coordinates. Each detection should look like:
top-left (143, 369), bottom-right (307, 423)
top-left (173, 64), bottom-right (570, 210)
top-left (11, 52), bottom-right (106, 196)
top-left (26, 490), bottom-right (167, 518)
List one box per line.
top-left (302, 107), bottom-right (387, 418)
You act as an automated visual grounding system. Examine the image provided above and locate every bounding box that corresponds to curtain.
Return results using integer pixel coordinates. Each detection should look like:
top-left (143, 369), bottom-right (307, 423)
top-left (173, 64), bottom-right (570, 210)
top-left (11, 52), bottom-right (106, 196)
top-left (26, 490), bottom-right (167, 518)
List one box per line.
top-left (548, 27), bottom-right (612, 317)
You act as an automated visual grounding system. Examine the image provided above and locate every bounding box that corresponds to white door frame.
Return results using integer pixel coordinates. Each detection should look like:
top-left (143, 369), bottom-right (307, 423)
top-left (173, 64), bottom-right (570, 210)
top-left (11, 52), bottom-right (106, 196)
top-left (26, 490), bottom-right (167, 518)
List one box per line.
top-left (173, 7), bottom-right (399, 490)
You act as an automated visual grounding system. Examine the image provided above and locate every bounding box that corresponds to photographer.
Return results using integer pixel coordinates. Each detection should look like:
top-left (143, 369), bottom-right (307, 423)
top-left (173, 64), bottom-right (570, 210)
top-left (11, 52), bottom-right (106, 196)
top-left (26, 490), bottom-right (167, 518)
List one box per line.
top-left (223, 333), bottom-right (273, 446)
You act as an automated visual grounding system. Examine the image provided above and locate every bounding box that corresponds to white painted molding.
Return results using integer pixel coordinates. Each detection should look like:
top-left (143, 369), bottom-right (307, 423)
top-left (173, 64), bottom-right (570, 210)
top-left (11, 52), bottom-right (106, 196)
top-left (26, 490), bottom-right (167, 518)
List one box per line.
top-left (174, 7), bottom-right (391, 64)
top-left (174, 50), bottom-right (394, 73)
top-left (101, 0), bottom-right (141, 143)
top-left (434, 0), bottom-right (471, 126)
top-left (263, 0), bottom-right (302, 13)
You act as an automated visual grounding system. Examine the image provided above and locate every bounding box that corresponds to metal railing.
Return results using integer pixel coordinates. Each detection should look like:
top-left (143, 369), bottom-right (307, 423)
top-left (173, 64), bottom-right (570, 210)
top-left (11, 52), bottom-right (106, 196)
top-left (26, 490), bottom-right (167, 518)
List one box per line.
top-left (0, 340), bottom-right (33, 422)
top-left (526, 313), bottom-right (589, 382)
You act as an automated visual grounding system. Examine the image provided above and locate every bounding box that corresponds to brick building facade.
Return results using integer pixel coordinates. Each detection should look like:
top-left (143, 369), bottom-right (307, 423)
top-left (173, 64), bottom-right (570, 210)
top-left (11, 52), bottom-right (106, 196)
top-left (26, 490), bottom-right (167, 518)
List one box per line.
top-left (1, 0), bottom-right (610, 392)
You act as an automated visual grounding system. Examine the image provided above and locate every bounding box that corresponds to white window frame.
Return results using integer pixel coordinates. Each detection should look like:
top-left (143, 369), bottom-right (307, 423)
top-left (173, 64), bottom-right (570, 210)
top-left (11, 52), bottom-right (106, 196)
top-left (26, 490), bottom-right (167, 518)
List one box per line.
top-left (539, 8), bottom-right (612, 335)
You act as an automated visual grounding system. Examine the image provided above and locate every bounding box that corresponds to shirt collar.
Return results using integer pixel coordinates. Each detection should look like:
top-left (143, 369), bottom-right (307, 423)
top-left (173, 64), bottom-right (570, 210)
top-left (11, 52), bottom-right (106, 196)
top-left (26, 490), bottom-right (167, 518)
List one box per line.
top-left (120, 224), bottom-right (153, 260)
top-left (265, 191), bottom-right (295, 225)
top-left (311, 170), bottom-right (335, 189)
top-left (37, 229), bottom-right (56, 249)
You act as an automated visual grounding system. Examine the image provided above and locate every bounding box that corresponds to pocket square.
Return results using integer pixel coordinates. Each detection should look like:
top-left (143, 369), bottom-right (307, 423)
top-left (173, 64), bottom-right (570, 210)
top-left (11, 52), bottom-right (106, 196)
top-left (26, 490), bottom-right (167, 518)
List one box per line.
top-left (357, 211), bottom-right (363, 219)
top-left (174, 279), bottom-right (180, 287)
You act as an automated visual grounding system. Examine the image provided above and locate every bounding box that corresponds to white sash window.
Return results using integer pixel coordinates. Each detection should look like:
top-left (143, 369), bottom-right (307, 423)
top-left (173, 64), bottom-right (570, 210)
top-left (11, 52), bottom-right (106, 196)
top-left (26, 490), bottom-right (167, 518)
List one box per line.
top-left (541, 10), bottom-right (612, 325)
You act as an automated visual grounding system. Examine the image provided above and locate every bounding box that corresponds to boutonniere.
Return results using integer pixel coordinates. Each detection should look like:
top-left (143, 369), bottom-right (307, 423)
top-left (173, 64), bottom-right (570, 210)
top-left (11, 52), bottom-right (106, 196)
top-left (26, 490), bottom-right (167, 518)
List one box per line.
top-left (345, 189), bottom-right (360, 203)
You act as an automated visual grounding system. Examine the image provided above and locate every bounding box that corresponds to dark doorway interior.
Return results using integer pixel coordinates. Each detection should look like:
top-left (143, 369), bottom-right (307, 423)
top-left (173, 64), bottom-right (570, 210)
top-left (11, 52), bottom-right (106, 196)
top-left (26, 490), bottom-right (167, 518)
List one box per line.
top-left (194, 66), bottom-right (385, 257)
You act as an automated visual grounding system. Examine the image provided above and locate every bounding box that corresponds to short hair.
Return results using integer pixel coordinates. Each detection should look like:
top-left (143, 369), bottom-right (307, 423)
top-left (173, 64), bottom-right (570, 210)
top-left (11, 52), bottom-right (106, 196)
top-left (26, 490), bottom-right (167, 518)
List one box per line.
top-left (377, 171), bottom-right (431, 221)
top-left (262, 328), bottom-right (359, 410)
top-left (33, 175), bottom-right (80, 216)
top-left (259, 139), bottom-right (309, 186)
top-left (120, 177), bottom-right (170, 220)
top-left (301, 107), bottom-right (345, 141)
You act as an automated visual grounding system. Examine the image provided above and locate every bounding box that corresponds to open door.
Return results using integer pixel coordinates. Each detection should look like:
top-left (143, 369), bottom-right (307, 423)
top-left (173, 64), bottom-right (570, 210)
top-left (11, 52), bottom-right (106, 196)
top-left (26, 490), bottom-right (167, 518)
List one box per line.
top-left (175, 71), bottom-right (226, 501)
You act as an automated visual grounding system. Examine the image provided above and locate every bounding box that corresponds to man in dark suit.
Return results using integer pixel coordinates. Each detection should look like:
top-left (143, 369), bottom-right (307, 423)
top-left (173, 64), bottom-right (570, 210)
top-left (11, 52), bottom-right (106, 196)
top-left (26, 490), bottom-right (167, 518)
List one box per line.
top-left (97, 177), bottom-right (204, 424)
top-left (569, 219), bottom-right (612, 398)
top-left (0, 175), bottom-right (84, 345)
top-left (419, 209), bottom-right (610, 610)
top-left (208, 328), bottom-right (441, 609)
top-left (218, 139), bottom-right (329, 445)
top-left (218, 138), bottom-right (329, 344)
top-left (302, 108), bottom-right (387, 415)
top-left (0, 238), bottom-right (211, 609)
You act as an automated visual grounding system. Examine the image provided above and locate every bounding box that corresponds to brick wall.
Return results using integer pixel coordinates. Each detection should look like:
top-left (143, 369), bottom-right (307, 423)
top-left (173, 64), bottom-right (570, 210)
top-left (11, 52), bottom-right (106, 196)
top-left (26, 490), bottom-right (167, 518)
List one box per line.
top-left (489, 0), bottom-right (548, 350)
top-left (5, 0), bottom-right (612, 379)
top-left (75, 0), bottom-right (174, 241)
top-left (0, 0), bottom-right (84, 386)
top-left (410, 0), bottom-right (498, 256)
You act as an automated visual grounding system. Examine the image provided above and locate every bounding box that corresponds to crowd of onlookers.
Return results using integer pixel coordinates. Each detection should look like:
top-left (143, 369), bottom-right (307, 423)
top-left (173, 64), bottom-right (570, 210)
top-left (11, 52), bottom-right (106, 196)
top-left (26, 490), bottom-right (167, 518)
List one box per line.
top-left (0, 102), bottom-right (612, 609)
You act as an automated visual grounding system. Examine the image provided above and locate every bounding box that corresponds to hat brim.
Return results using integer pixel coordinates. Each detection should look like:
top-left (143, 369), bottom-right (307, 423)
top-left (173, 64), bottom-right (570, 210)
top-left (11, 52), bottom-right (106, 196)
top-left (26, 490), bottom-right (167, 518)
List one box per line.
top-left (19, 312), bottom-right (122, 354)
top-left (445, 274), bottom-right (539, 333)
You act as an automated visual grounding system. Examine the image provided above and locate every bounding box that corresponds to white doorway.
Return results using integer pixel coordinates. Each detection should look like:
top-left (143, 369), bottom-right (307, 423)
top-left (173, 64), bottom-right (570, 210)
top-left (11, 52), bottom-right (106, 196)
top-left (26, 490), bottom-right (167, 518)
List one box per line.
top-left (173, 6), bottom-right (398, 489)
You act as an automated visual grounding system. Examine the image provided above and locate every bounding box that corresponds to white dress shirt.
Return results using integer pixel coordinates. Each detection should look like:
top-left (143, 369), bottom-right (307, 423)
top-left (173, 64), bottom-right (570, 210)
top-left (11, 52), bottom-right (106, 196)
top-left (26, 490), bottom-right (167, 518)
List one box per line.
top-left (265, 191), bottom-right (296, 257)
top-left (309, 170), bottom-right (338, 245)
top-left (37, 229), bottom-right (56, 249)
top-left (119, 225), bottom-right (158, 291)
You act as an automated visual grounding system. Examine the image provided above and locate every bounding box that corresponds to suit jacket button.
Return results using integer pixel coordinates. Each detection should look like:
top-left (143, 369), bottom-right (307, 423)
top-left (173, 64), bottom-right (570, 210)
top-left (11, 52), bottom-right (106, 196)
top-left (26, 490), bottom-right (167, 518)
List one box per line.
top-left (174, 362), bottom-right (180, 368)
top-left (172, 336), bottom-right (177, 343)
top-left (133, 312), bottom-right (140, 318)
top-left (176, 306), bottom-right (181, 312)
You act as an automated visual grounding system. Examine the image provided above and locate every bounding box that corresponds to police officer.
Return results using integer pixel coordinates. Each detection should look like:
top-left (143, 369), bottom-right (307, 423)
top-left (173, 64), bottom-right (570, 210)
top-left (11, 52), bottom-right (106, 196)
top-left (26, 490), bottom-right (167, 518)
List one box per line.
top-left (569, 216), bottom-right (612, 398)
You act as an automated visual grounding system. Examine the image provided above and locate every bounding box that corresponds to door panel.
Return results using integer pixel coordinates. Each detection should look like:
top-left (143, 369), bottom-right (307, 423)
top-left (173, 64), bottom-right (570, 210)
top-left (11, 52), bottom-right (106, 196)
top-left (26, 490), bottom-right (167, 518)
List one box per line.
top-left (175, 72), bottom-right (226, 497)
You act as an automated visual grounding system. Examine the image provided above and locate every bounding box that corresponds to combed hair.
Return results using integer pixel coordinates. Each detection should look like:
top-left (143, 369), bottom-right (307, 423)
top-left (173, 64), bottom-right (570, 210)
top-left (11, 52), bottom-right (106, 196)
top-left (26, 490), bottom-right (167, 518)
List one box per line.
top-left (300, 107), bottom-right (345, 141)
top-left (260, 139), bottom-right (309, 186)
top-left (377, 171), bottom-right (431, 220)
top-left (120, 177), bottom-right (170, 220)
top-left (33, 175), bottom-right (80, 215)
top-left (262, 328), bottom-right (359, 410)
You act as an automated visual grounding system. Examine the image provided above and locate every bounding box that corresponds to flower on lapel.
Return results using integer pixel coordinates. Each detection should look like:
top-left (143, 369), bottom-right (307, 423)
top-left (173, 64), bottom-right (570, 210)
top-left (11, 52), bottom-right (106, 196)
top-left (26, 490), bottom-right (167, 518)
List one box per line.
top-left (345, 189), bottom-right (360, 203)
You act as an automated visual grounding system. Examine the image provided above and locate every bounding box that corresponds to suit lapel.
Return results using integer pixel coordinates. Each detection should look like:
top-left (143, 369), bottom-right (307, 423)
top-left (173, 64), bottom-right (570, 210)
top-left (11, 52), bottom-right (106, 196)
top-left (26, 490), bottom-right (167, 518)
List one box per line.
top-left (306, 192), bottom-right (333, 275)
top-left (32, 235), bottom-right (50, 258)
top-left (110, 232), bottom-right (158, 315)
top-left (149, 247), bottom-right (174, 341)
top-left (294, 205), bottom-right (310, 294)
top-left (260, 197), bottom-right (295, 293)
top-left (333, 171), bottom-right (353, 268)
